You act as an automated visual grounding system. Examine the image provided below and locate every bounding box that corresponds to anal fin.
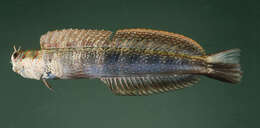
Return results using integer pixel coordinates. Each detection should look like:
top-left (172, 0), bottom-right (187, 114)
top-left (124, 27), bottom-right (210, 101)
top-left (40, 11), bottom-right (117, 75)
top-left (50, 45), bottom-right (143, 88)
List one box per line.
top-left (100, 74), bottom-right (199, 96)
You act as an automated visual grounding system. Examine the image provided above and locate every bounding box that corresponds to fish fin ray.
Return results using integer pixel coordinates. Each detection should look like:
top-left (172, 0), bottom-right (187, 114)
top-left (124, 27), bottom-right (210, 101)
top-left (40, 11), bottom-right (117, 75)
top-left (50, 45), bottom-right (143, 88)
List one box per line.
top-left (206, 49), bottom-right (242, 83)
top-left (111, 28), bottom-right (205, 55)
top-left (40, 28), bottom-right (205, 56)
top-left (41, 78), bottom-right (55, 92)
top-left (40, 29), bottom-right (112, 49)
top-left (100, 75), bottom-right (199, 96)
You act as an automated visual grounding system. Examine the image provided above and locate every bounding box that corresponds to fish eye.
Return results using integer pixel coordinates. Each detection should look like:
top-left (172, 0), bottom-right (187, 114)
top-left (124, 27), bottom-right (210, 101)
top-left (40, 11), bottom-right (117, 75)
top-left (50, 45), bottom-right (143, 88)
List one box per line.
top-left (13, 52), bottom-right (19, 59)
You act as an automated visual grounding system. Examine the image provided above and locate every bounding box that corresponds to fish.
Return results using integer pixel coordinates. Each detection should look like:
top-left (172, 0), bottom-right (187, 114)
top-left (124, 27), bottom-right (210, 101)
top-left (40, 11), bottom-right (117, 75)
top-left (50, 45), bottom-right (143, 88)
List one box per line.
top-left (10, 28), bottom-right (242, 95)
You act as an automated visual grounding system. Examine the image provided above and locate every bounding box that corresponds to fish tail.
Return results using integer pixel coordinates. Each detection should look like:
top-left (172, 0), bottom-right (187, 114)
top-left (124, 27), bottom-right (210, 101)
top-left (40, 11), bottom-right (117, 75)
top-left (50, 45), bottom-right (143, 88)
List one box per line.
top-left (205, 49), bottom-right (242, 83)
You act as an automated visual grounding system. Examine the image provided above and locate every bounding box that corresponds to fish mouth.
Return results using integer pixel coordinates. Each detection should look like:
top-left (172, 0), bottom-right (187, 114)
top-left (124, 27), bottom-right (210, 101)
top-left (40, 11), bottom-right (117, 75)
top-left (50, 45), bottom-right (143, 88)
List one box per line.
top-left (12, 67), bottom-right (18, 73)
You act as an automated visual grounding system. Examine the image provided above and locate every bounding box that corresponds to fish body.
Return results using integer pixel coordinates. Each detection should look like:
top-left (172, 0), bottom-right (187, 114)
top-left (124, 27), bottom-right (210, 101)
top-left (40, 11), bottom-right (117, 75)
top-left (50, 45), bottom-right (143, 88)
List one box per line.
top-left (11, 28), bottom-right (242, 95)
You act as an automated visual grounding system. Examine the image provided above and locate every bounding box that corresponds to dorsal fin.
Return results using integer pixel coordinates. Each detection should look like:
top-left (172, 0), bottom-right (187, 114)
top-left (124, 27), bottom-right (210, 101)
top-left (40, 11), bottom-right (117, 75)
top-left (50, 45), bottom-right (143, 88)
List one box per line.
top-left (39, 28), bottom-right (205, 56)
top-left (111, 28), bottom-right (205, 56)
top-left (40, 29), bottom-right (112, 49)
top-left (100, 74), bottom-right (199, 96)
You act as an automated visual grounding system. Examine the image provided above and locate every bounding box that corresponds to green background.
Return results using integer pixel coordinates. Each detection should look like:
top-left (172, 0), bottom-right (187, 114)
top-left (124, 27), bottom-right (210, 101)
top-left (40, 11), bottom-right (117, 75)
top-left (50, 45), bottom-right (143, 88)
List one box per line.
top-left (0, 0), bottom-right (258, 128)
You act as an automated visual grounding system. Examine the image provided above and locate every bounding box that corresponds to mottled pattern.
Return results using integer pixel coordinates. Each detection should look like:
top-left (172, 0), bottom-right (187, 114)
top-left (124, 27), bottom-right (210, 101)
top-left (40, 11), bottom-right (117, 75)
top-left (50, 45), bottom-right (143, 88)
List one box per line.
top-left (11, 28), bottom-right (241, 96)
top-left (40, 29), bottom-right (112, 49)
top-left (11, 50), bottom-right (44, 80)
top-left (111, 28), bottom-right (205, 56)
top-left (40, 47), bottom-right (206, 79)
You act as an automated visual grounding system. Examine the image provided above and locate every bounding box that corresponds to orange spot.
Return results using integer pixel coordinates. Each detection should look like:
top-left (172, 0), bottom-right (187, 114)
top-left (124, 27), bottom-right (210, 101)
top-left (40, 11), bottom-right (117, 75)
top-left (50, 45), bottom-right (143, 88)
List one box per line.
top-left (33, 51), bottom-right (39, 59)
top-left (22, 50), bottom-right (29, 59)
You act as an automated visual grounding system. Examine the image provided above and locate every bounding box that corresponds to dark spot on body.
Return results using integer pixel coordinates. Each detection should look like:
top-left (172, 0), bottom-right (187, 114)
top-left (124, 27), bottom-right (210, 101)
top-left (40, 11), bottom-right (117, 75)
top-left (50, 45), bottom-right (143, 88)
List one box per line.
top-left (104, 52), bottom-right (120, 64)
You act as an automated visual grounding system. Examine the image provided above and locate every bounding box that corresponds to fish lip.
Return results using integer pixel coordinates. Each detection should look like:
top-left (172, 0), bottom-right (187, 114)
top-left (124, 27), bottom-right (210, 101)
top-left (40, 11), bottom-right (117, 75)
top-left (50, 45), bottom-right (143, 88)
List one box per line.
top-left (13, 67), bottom-right (19, 74)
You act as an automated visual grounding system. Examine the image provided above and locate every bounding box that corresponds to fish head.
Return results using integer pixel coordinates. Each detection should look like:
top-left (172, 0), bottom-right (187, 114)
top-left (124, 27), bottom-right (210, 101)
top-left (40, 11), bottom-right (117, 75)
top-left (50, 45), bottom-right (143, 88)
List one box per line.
top-left (11, 46), bottom-right (44, 80)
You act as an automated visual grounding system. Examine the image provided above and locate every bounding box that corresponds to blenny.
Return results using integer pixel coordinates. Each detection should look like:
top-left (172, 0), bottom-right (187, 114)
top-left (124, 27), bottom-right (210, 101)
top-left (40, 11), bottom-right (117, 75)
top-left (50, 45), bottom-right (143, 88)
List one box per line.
top-left (11, 28), bottom-right (242, 95)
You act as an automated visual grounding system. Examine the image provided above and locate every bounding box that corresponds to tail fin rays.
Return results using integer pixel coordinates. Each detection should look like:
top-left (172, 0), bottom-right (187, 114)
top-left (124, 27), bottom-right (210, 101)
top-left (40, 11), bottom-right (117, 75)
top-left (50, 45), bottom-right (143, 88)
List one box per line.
top-left (206, 49), bottom-right (242, 83)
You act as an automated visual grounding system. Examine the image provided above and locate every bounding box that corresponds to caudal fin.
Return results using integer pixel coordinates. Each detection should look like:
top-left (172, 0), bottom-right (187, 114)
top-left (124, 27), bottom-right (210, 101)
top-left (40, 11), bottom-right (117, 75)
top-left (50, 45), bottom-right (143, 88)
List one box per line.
top-left (206, 49), bottom-right (242, 83)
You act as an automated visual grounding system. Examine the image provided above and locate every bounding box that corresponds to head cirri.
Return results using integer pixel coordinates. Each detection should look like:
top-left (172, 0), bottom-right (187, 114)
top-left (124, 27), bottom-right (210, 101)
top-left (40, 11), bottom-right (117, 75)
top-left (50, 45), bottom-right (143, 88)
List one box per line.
top-left (11, 45), bottom-right (45, 80)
